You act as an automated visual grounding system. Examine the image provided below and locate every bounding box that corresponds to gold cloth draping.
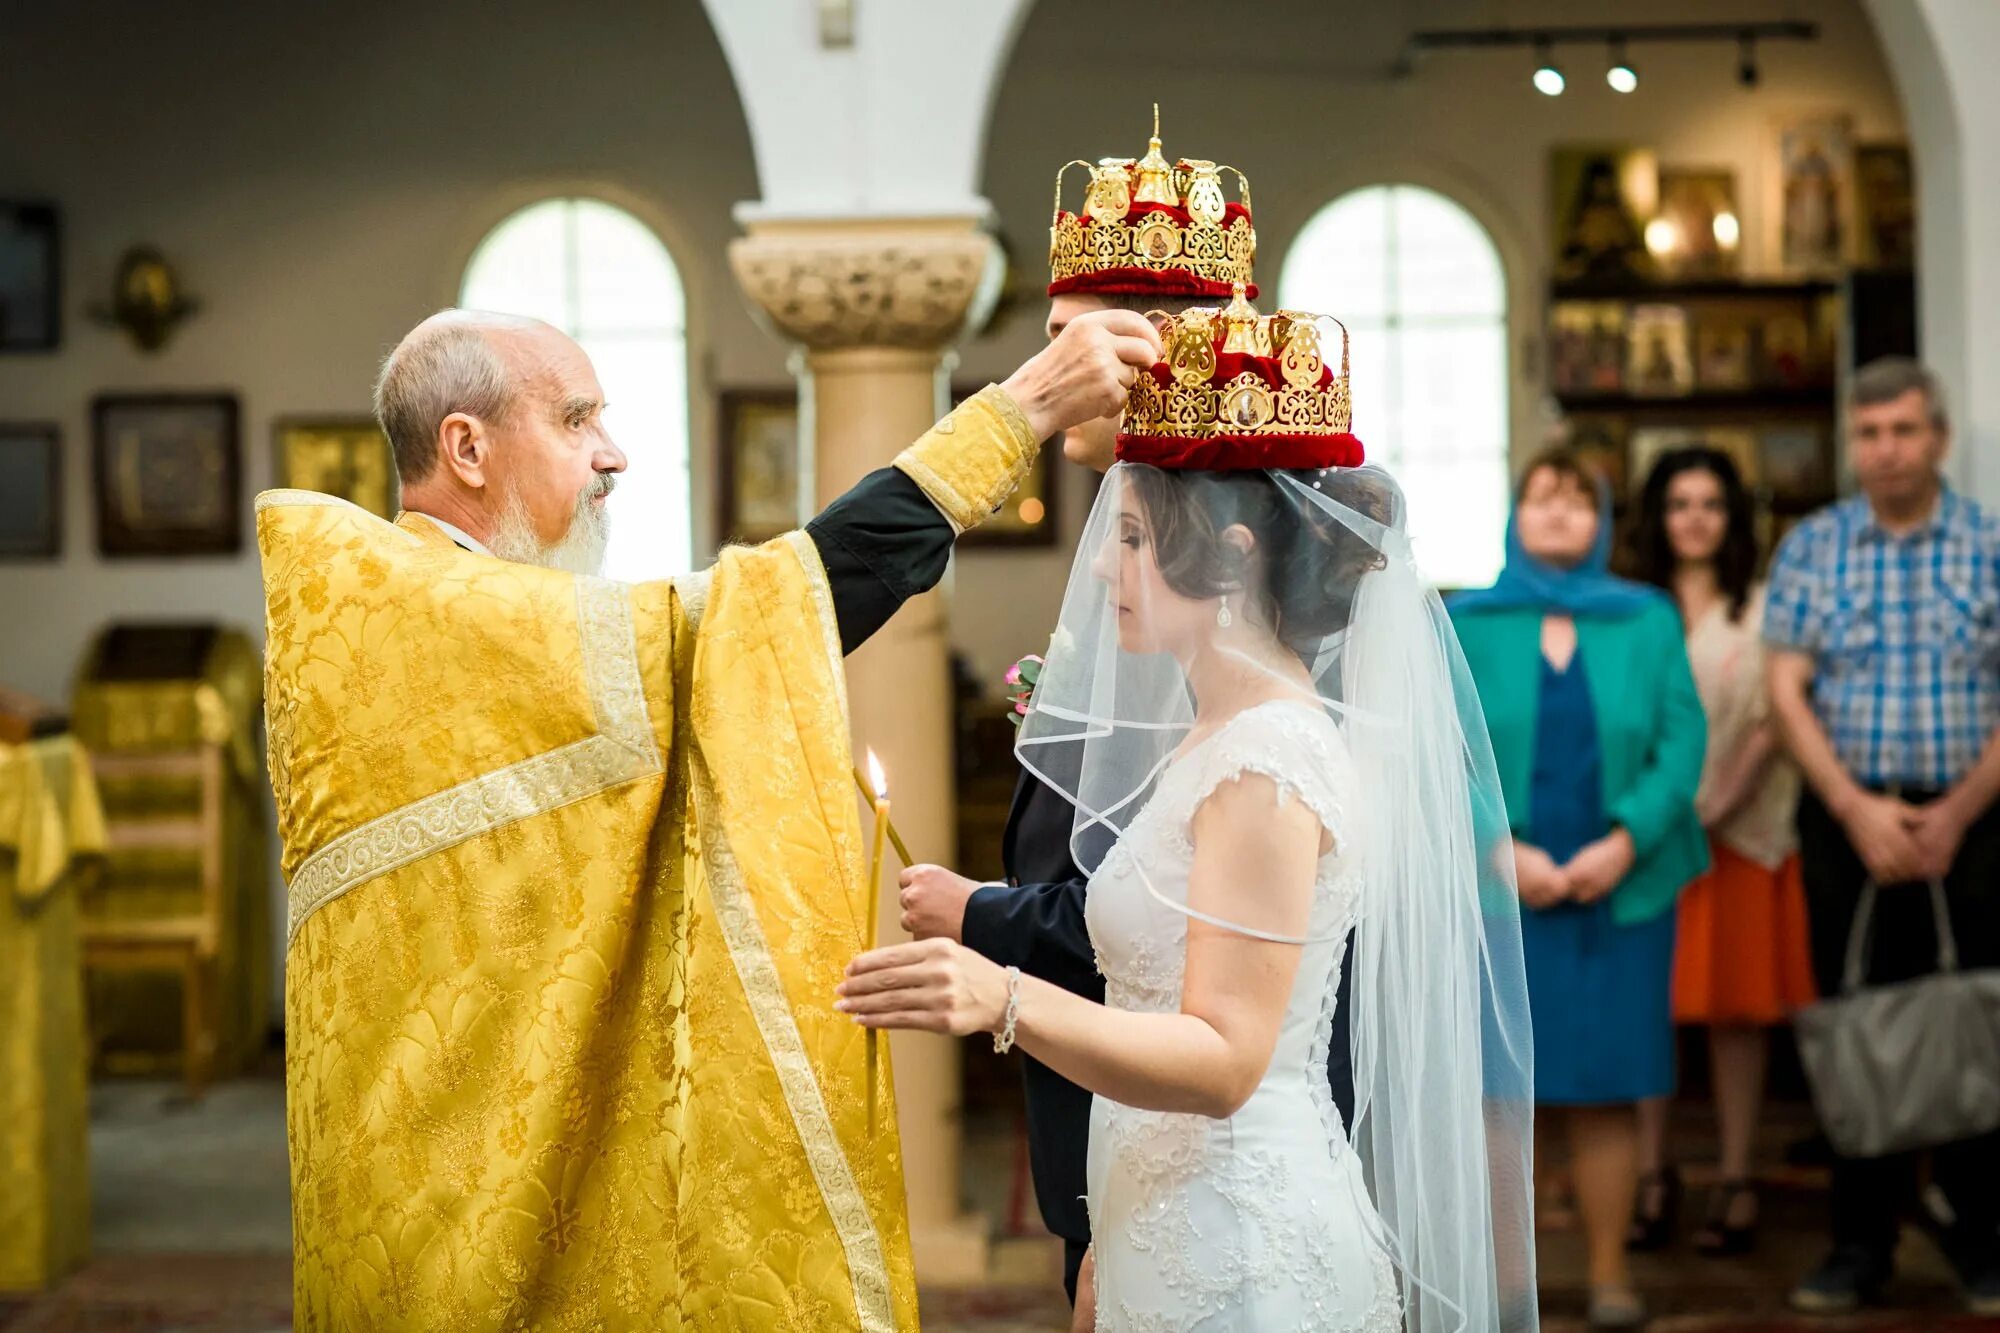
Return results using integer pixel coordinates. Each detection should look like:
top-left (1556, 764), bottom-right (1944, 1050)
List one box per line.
top-left (0, 736), bottom-right (107, 1291)
top-left (70, 628), bottom-right (271, 1073)
top-left (261, 385), bottom-right (1040, 1330)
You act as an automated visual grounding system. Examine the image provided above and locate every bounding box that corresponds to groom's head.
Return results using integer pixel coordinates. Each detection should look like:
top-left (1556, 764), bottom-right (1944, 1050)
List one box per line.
top-left (1045, 293), bottom-right (1203, 472)
top-left (1044, 113), bottom-right (1257, 473)
top-left (377, 309), bottom-right (625, 573)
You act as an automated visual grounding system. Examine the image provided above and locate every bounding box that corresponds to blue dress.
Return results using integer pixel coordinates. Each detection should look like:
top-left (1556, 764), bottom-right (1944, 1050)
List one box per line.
top-left (1520, 649), bottom-right (1677, 1105)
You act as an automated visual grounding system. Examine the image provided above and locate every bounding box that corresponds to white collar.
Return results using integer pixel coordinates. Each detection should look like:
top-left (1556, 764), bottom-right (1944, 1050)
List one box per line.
top-left (411, 512), bottom-right (491, 556)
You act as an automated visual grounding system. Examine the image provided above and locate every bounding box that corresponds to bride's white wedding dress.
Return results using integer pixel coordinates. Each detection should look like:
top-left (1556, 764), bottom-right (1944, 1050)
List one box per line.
top-left (1084, 700), bottom-right (1404, 1332)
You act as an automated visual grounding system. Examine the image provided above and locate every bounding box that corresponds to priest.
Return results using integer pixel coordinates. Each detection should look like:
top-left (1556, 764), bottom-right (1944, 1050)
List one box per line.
top-left (260, 305), bottom-right (1160, 1331)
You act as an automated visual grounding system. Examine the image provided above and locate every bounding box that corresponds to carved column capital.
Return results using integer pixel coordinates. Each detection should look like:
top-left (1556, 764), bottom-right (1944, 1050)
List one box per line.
top-left (728, 217), bottom-right (999, 352)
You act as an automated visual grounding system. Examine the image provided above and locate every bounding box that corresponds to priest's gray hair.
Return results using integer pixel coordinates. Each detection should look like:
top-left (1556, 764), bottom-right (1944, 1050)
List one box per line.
top-left (374, 309), bottom-right (542, 483)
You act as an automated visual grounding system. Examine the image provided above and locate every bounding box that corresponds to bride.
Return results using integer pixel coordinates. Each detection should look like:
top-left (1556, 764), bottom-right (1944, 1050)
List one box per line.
top-left (838, 293), bottom-right (1537, 1332)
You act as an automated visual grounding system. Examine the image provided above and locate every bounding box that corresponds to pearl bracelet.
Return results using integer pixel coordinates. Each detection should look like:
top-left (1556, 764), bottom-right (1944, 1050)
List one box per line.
top-left (993, 965), bottom-right (1022, 1054)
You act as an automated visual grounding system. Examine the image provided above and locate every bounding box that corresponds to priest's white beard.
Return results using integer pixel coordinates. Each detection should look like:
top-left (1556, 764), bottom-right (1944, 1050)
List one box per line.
top-left (489, 475), bottom-right (614, 575)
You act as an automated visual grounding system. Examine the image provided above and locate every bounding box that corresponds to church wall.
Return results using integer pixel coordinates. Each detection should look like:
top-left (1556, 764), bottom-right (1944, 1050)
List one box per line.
top-left (951, 0), bottom-right (1906, 692)
top-left (0, 0), bottom-right (1914, 1020)
top-left (0, 0), bottom-right (778, 707)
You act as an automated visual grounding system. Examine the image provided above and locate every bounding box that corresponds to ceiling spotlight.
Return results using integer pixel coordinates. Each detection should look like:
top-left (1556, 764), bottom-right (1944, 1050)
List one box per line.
top-left (1606, 37), bottom-right (1638, 93)
top-left (1533, 39), bottom-right (1565, 96)
top-left (1738, 33), bottom-right (1760, 87)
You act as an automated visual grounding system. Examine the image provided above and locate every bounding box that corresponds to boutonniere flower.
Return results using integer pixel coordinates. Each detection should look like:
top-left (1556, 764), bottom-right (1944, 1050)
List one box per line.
top-left (1003, 653), bottom-right (1044, 727)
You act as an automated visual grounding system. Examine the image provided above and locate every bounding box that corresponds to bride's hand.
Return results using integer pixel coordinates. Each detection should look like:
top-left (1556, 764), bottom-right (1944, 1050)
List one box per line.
top-left (836, 938), bottom-right (1010, 1037)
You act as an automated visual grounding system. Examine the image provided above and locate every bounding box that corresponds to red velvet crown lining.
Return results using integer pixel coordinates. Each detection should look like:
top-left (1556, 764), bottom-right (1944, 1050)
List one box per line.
top-left (1048, 270), bottom-right (1251, 300)
top-left (1114, 432), bottom-right (1366, 472)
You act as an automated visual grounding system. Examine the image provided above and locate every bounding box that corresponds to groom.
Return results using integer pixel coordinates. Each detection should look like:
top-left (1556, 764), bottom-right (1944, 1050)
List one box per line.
top-left (897, 118), bottom-right (1357, 1310)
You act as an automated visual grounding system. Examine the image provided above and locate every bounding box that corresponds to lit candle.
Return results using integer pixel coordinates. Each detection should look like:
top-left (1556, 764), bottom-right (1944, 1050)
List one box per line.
top-left (864, 748), bottom-right (890, 1133)
top-left (852, 764), bottom-right (913, 868)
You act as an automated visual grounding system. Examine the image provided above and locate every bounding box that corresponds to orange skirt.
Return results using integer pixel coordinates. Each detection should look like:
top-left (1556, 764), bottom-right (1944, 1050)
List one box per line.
top-left (1671, 839), bottom-right (1818, 1026)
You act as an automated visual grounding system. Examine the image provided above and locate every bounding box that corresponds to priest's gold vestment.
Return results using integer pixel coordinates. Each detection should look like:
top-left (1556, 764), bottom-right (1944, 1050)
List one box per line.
top-left (259, 388), bottom-right (1038, 1331)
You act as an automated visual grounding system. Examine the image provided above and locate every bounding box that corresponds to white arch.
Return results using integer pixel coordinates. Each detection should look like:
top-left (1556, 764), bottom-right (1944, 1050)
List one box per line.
top-left (1865, 0), bottom-right (2000, 501)
top-left (1280, 183), bottom-right (1511, 588)
top-left (461, 197), bottom-right (692, 578)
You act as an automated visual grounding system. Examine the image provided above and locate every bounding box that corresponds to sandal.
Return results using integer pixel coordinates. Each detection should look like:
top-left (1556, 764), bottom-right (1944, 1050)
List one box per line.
top-left (1693, 1179), bottom-right (1758, 1257)
top-left (1626, 1165), bottom-right (1681, 1252)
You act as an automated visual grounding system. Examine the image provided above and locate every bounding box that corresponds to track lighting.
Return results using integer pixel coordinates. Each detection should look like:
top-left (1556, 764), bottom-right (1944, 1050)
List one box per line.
top-left (1606, 37), bottom-right (1638, 93)
top-left (1533, 39), bottom-right (1565, 96)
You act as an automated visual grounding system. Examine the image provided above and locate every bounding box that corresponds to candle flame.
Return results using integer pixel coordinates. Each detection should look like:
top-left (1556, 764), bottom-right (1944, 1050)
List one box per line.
top-left (865, 748), bottom-right (888, 800)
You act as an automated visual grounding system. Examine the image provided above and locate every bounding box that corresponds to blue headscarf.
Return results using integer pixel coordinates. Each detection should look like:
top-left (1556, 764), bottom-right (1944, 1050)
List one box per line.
top-left (1452, 473), bottom-right (1661, 619)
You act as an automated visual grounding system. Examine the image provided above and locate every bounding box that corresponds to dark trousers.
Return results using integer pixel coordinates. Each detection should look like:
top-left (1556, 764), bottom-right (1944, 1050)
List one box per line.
top-left (1796, 787), bottom-right (2000, 1259)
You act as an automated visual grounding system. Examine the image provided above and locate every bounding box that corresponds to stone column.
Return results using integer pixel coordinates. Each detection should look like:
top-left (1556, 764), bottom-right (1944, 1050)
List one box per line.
top-left (730, 215), bottom-right (998, 1284)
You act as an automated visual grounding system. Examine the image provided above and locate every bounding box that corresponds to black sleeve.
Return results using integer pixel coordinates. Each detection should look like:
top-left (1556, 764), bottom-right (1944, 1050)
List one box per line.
top-left (805, 467), bottom-right (956, 656)
top-left (961, 877), bottom-right (1104, 1001)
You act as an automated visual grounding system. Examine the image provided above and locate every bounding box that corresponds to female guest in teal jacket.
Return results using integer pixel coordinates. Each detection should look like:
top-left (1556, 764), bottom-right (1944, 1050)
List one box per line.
top-left (1452, 448), bottom-right (1707, 1330)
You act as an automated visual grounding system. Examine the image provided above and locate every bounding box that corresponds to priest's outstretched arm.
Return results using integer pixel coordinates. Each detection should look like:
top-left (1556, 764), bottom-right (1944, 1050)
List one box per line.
top-left (806, 310), bottom-right (1160, 653)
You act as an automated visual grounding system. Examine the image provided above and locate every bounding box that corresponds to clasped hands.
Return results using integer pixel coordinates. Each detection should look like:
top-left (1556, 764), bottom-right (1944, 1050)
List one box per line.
top-left (1836, 787), bottom-right (1969, 887)
top-left (1513, 829), bottom-right (1636, 909)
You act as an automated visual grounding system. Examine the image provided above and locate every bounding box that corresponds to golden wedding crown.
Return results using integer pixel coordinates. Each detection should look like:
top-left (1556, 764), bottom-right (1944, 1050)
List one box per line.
top-left (1048, 105), bottom-right (1257, 300)
top-left (1116, 283), bottom-right (1362, 471)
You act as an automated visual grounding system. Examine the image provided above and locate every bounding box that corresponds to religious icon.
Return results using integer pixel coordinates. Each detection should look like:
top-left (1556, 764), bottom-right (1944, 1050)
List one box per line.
top-left (1653, 169), bottom-right (1741, 277)
top-left (0, 201), bottom-right (60, 352)
top-left (1549, 302), bottom-right (1626, 395)
top-left (0, 421), bottom-right (60, 558)
top-left (1625, 305), bottom-right (1693, 398)
top-left (1774, 115), bottom-right (1855, 275)
top-left (1759, 312), bottom-right (1812, 388)
top-left (1693, 314), bottom-right (1754, 392)
top-left (718, 390), bottom-right (801, 546)
top-left (275, 418), bottom-right (397, 518)
top-left (91, 394), bottom-right (241, 556)
top-left (1550, 146), bottom-right (1658, 283)
top-left (1855, 143), bottom-right (1915, 268)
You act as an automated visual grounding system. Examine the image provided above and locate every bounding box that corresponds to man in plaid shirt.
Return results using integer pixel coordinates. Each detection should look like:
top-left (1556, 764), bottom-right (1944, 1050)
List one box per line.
top-left (1765, 358), bottom-right (2000, 1316)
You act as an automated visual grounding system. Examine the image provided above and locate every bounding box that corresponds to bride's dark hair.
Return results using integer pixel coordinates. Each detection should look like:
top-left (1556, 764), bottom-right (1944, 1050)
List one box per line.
top-left (1125, 464), bottom-right (1391, 656)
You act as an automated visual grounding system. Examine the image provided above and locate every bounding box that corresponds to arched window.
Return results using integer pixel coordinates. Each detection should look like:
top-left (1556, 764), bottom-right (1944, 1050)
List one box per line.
top-left (460, 197), bottom-right (690, 580)
top-left (1279, 185), bottom-right (1508, 588)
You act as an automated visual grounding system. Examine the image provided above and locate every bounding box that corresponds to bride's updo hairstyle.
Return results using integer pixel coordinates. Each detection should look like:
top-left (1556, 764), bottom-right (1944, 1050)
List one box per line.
top-left (1125, 464), bottom-right (1390, 657)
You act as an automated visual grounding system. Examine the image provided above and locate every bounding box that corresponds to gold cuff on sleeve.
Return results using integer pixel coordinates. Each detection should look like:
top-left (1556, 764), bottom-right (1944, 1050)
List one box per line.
top-left (892, 384), bottom-right (1041, 534)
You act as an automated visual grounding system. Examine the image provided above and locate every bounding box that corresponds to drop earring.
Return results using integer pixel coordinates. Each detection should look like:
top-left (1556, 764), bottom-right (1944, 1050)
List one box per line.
top-left (1216, 595), bottom-right (1233, 629)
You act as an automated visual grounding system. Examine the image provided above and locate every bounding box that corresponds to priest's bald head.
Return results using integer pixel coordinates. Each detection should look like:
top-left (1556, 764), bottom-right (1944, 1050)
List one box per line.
top-left (374, 309), bottom-right (625, 573)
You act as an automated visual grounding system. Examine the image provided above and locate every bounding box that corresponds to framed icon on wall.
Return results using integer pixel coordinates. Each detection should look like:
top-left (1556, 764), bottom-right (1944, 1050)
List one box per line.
top-left (274, 417), bottom-right (397, 518)
top-left (0, 422), bottom-right (61, 558)
top-left (0, 201), bottom-right (60, 352)
top-left (92, 393), bottom-right (242, 556)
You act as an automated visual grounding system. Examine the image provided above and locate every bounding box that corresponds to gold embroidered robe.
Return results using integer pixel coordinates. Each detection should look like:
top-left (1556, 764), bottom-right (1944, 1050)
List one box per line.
top-left (259, 386), bottom-right (1039, 1332)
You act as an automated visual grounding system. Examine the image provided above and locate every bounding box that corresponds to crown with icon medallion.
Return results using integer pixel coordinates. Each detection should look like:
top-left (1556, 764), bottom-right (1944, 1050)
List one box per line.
top-left (1116, 282), bottom-right (1364, 471)
top-left (1048, 105), bottom-right (1256, 301)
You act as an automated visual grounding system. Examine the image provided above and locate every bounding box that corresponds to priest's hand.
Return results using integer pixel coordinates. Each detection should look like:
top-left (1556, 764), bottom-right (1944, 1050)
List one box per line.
top-left (899, 863), bottom-right (981, 944)
top-left (1001, 309), bottom-right (1163, 441)
top-left (836, 938), bottom-right (1009, 1037)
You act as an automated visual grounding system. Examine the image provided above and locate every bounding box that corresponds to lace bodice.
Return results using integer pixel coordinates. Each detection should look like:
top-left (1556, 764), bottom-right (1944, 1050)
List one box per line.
top-left (1082, 701), bottom-right (1402, 1332)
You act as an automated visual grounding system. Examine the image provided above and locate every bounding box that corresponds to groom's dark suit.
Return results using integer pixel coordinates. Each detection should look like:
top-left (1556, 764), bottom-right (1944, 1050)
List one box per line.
top-left (963, 749), bottom-right (1359, 1305)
